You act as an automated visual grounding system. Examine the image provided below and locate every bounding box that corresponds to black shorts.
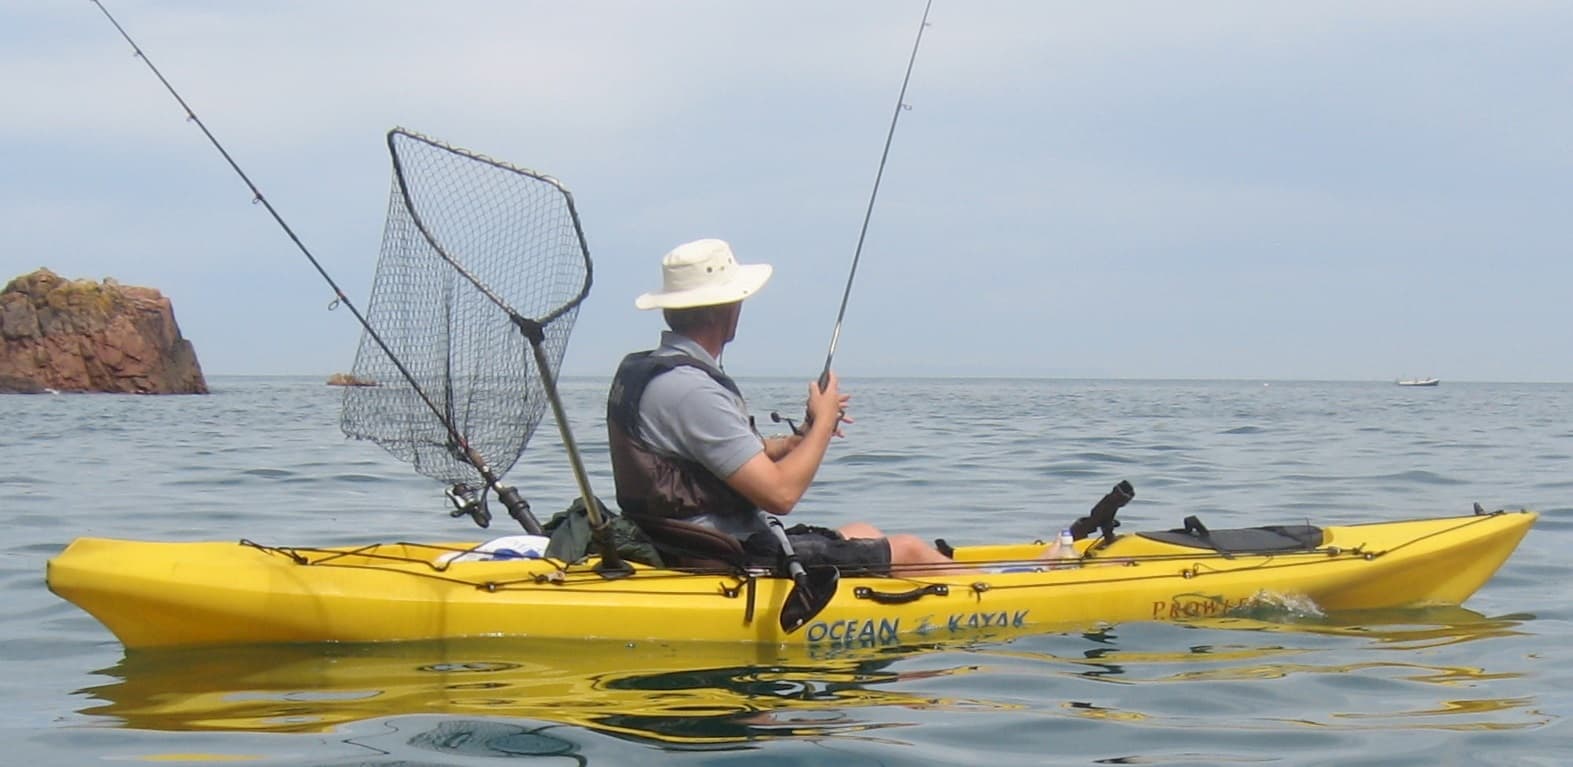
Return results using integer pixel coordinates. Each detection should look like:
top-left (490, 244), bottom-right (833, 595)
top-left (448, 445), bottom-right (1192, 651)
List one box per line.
top-left (748, 524), bottom-right (892, 575)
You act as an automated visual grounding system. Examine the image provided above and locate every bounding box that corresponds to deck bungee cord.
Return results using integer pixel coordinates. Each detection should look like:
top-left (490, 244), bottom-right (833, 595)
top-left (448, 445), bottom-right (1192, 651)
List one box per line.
top-left (238, 512), bottom-right (1518, 591)
top-left (235, 507), bottom-right (1522, 604)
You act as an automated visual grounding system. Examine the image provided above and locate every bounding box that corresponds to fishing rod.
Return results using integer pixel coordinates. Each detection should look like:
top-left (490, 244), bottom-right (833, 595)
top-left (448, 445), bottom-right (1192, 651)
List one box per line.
top-left (88, 0), bottom-right (546, 535)
top-left (773, 0), bottom-right (932, 434)
top-left (818, 0), bottom-right (934, 388)
top-left (762, 2), bottom-right (935, 633)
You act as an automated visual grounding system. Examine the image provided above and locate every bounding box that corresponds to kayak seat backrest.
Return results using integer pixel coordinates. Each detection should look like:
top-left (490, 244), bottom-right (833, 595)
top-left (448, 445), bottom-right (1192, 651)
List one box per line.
top-left (627, 515), bottom-right (748, 571)
top-left (1138, 524), bottom-right (1324, 553)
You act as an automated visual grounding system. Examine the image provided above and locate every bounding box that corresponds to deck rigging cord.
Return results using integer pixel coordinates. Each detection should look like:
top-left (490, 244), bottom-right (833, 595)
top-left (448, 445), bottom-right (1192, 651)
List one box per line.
top-left (89, 1), bottom-right (627, 572)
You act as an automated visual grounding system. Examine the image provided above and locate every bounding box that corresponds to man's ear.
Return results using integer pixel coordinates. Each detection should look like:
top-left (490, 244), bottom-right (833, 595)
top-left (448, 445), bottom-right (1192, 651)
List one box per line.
top-left (723, 302), bottom-right (743, 342)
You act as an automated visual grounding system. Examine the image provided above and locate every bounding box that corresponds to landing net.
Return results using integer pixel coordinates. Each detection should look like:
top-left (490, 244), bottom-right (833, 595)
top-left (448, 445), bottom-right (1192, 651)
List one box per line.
top-left (341, 128), bottom-right (590, 489)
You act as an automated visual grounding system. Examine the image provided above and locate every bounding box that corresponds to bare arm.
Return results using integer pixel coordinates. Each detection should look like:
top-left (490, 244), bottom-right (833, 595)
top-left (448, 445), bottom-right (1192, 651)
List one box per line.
top-left (724, 372), bottom-right (849, 516)
top-left (761, 434), bottom-right (802, 461)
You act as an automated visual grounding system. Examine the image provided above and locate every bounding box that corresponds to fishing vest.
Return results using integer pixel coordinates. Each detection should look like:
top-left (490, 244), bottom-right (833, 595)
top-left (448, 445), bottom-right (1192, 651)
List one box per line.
top-left (606, 351), bottom-right (758, 522)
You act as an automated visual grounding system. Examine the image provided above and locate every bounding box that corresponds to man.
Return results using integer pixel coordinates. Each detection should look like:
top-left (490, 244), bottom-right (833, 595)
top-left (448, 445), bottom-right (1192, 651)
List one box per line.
top-left (607, 238), bottom-right (960, 575)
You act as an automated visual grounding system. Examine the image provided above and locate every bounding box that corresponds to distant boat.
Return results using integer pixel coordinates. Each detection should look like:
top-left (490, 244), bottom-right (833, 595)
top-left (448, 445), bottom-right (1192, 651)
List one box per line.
top-left (1396, 377), bottom-right (1440, 387)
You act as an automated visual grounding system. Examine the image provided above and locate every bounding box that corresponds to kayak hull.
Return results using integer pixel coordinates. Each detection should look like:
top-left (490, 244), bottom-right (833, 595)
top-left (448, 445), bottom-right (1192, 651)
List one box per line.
top-left (46, 511), bottom-right (1536, 650)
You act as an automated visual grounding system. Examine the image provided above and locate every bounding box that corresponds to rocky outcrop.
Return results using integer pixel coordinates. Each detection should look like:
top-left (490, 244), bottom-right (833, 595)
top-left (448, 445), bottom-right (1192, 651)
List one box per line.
top-left (0, 269), bottom-right (207, 394)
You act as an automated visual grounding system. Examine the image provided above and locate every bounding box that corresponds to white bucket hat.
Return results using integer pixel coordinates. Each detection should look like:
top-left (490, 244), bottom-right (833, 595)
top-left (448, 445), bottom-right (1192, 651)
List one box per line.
top-left (634, 238), bottom-right (772, 310)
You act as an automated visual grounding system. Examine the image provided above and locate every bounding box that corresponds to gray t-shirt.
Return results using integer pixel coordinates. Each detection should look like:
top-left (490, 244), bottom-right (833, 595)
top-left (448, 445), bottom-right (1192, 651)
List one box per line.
top-left (635, 332), bottom-right (766, 536)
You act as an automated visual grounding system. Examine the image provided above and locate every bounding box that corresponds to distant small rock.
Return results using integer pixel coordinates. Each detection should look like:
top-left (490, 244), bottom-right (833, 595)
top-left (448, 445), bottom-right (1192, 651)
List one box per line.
top-left (0, 268), bottom-right (207, 394)
top-left (326, 372), bottom-right (377, 387)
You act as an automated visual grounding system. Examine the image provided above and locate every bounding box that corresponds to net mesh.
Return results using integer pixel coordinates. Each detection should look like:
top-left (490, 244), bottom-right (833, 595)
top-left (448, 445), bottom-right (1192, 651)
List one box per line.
top-left (341, 128), bottom-right (590, 488)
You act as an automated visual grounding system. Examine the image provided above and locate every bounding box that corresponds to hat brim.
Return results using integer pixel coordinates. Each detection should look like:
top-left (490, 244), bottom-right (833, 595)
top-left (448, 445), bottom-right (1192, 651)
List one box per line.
top-left (635, 263), bottom-right (772, 310)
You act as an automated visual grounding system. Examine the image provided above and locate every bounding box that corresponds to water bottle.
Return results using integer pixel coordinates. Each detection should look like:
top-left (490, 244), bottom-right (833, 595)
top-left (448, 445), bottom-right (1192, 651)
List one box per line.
top-left (1048, 529), bottom-right (1079, 569)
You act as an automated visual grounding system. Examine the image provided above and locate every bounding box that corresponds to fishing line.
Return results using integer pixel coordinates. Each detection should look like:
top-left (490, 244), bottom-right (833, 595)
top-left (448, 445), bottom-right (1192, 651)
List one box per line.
top-left (818, 0), bottom-right (934, 386)
top-left (89, 0), bottom-right (538, 531)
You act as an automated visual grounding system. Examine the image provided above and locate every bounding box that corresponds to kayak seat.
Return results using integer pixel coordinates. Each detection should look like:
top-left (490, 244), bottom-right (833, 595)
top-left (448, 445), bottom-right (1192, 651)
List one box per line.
top-left (627, 515), bottom-right (748, 571)
top-left (1138, 523), bottom-right (1324, 553)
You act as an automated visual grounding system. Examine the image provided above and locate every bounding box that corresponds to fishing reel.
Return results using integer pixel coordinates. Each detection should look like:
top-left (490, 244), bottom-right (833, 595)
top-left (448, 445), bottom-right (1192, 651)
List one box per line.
top-left (445, 483), bottom-right (492, 528)
top-left (769, 408), bottom-right (846, 437)
top-left (769, 411), bottom-right (802, 436)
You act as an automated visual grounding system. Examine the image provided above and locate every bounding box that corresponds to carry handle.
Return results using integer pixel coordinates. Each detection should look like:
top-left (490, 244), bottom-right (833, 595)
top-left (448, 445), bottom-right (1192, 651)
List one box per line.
top-left (852, 583), bottom-right (949, 605)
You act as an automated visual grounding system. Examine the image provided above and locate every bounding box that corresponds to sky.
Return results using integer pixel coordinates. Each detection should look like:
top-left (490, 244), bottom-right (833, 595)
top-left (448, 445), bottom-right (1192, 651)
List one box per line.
top-left (2, 1), bottom-right (1569, 382)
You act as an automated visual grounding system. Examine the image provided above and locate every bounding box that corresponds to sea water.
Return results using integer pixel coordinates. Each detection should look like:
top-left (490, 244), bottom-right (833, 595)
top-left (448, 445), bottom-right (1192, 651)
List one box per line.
top-left (2, 377), bottom-right (1569, 765)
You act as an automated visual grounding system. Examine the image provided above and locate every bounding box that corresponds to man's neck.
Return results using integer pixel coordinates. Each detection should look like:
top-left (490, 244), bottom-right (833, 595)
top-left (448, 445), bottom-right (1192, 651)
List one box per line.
top-left (680, 330), bottom-right (726, 360)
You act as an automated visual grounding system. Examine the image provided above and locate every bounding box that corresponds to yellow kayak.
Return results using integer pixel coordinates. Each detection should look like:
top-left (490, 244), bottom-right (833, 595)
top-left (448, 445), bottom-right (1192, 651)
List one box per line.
top-left (47, 510), bottom-right (1535, 650)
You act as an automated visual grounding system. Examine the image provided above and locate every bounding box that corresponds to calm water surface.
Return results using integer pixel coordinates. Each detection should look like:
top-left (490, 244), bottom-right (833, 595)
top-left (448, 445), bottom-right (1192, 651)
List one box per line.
top-left (2, 377), bottom-right (1569, 765)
